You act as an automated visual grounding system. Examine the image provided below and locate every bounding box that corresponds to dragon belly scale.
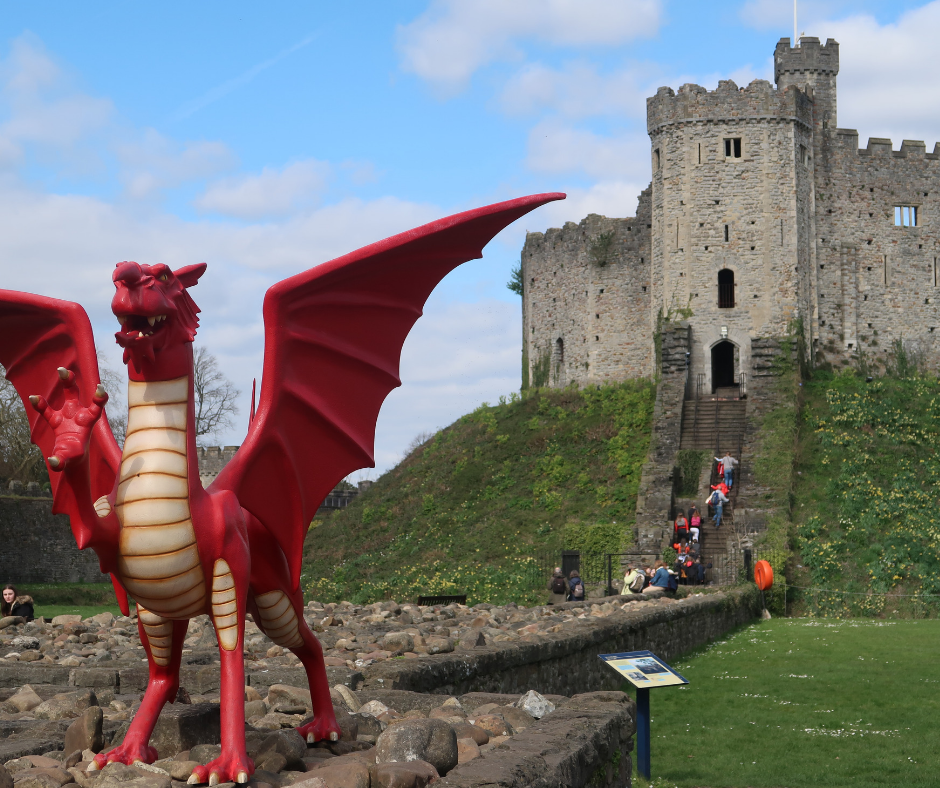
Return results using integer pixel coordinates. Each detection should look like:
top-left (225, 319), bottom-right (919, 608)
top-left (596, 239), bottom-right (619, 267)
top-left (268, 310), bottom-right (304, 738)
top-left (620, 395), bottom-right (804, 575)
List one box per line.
top-left (115, 376), bottom-right (206, 622)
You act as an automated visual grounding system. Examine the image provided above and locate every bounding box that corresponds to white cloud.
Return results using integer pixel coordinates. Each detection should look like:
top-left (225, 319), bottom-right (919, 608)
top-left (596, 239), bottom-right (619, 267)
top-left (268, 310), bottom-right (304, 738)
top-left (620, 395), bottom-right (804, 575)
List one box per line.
top-left (374, 296), bottom-right (521, 472)
top-left (0, 37), bottom-right (112, 160)
top-left (824, 3), bottom-right (940, 146)
top-left (196, 160), bottom-right (332, 219)
top-left (526, 120), bottom-right (650, 181)
top-left (538, 180), bottom-right (648, 227)
top-left (500, 60), bottom-right (655, 119)
top-left (397, 0), bottom-right (662, 95)
top-left (117, 129), bottom-right (235, 200)
top-left (740, 0), bottom-right (848, 33)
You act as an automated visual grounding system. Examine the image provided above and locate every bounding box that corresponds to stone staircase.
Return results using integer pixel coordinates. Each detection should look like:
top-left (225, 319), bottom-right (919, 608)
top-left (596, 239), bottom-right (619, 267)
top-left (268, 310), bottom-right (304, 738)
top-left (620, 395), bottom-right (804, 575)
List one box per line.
top-left (677, 393), bottom-right (747, 582)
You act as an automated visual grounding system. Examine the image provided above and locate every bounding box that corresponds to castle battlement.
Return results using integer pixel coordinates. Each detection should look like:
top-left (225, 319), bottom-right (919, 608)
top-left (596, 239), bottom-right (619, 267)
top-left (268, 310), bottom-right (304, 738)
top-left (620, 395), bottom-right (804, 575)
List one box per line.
top-left (524, 212), bottom-right (645, 250)
top-left (835, 129), bottom-right (940, 159)
top-left (774, 37), bottom-right (840, 82)
top-left (647, 77), bottom-right (812, 133)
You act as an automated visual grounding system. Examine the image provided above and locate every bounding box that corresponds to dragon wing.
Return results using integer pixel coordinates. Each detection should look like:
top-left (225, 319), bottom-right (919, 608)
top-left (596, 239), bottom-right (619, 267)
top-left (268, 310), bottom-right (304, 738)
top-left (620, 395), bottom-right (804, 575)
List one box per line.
top-left (0, 290), bottom-right (125, 603)
top-left (211, 192), bottom-right (564, 589)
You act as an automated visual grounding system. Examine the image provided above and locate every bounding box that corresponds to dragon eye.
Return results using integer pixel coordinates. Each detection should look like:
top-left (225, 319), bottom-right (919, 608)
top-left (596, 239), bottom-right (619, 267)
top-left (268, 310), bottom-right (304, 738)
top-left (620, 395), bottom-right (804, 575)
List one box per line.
top-left (158, 273), bottom-right (168, 282)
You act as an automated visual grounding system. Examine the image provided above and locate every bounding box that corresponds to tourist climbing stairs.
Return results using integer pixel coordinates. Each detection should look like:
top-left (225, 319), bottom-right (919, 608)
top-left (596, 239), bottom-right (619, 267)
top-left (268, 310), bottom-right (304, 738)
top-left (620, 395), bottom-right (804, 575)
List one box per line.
top-left (678, 387), bottom-right (747, 583)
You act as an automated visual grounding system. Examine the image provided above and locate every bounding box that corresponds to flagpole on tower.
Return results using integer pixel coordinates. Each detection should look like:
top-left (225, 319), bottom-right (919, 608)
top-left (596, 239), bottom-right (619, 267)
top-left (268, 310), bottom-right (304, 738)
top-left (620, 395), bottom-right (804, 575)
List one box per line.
top-left (794, 0), bottom-right (798, 47)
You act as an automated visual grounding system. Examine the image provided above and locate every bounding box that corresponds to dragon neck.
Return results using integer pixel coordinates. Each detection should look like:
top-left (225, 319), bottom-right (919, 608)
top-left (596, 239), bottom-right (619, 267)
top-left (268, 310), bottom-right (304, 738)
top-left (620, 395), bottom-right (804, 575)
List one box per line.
top-left (122, 343), bottom-right (203, 494)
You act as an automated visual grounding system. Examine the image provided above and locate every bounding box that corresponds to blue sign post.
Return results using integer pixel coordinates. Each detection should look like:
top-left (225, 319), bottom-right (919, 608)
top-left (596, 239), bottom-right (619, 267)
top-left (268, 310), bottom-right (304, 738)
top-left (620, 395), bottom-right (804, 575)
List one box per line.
top-left (599, 650), bottom-right (688, 780)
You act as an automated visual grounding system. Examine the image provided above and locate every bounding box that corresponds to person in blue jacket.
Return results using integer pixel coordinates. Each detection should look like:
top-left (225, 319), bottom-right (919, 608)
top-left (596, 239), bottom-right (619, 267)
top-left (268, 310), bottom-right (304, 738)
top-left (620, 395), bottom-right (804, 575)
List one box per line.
top-left (644, 561), bottom-right (671, 592)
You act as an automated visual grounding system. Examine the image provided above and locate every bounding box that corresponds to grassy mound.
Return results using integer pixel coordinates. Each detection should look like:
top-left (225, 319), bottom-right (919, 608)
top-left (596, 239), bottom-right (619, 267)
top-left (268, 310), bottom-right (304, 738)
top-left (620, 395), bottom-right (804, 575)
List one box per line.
top-left (302, 381), bottom-right (655, 605)
top-left (794, 370), bottom-right (940, 615)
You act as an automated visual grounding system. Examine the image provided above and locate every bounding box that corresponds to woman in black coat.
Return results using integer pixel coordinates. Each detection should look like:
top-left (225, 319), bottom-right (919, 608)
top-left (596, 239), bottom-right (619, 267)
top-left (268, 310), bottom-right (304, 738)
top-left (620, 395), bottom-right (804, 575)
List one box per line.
top-left (1, 585), bottom-right (34, 622)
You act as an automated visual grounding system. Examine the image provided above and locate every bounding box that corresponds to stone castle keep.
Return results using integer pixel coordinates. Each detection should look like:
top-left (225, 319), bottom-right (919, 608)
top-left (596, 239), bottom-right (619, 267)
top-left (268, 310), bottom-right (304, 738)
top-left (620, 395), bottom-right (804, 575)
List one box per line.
top-left (522, 37), bottom-right (940, 391)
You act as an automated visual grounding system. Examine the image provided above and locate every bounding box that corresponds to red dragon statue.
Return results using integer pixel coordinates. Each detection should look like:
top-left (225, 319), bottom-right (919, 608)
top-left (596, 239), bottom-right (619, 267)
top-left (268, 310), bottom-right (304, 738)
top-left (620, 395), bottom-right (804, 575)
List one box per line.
top-left (0, 193), bottom-right (563, 785)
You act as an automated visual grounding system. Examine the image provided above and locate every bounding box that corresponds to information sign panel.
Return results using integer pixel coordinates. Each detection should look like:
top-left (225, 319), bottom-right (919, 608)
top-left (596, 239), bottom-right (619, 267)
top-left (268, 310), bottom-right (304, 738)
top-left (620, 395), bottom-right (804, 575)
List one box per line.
top-left (599, 650), bottom-right (688, 689)
top-left (597, 650), bottom-right (688, 780)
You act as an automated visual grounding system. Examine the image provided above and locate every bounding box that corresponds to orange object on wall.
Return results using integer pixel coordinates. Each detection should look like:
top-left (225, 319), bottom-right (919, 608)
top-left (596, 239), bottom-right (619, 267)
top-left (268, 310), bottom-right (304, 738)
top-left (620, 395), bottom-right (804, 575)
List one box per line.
top-left (754, 560), bottom-right (774, 591)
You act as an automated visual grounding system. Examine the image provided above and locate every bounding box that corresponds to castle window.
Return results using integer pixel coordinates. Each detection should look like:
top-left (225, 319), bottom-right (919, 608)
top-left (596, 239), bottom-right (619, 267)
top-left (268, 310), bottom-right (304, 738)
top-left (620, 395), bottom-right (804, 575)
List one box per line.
top-left (724, 224), bottom-right (730, 242)
top-left (724, 138), bottom-right (742, 158)
top-left (697, 142), bottom-right (702, 164)
top-left (718, 269), bottom-right (735, 308)
top-left (654, 148), bottom-right (661, 171)
top-left (895, 206), bottom-right (918, 226)
top-left (799, 144), bottom-right (807, 165)
top-left (934, 258), bottom-right (938, 287)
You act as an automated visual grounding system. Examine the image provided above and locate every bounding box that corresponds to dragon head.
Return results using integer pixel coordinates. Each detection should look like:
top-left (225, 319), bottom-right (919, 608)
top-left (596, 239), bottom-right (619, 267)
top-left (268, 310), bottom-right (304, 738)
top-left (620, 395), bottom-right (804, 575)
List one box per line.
top-left (112, 261), bottom-right (207, 371)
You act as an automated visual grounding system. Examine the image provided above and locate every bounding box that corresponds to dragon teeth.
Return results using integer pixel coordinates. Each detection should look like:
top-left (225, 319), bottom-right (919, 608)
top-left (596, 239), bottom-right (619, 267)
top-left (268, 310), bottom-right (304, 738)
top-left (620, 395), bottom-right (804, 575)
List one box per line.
top-left (148, 316), bottom-right (156, 327)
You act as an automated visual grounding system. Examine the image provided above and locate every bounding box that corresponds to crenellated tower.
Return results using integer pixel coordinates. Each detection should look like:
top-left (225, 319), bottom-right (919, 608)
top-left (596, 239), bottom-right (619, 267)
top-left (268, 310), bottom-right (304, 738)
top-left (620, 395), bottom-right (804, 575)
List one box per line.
top-left (645, 74), bottom-right (816, 390)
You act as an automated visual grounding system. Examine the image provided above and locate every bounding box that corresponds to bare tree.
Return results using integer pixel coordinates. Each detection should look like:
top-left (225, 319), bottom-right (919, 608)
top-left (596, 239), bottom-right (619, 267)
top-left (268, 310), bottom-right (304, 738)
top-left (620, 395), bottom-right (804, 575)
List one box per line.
top-left (97, 352), bottom-right (127, 447)
top-left (193, 346), bottom-right (240, 442)
top-left (0, 369), bottom-right (46, 485)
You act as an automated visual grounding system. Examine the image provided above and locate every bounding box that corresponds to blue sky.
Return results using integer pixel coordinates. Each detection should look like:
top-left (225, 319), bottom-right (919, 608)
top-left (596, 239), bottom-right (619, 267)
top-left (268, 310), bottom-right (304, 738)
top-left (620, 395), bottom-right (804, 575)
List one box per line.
top-left (2, 0), bottom-right (939, 476)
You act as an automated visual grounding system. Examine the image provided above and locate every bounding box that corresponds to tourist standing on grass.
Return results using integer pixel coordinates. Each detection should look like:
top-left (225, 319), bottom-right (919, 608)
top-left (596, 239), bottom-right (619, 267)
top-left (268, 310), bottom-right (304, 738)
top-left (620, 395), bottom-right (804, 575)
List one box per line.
top-left (568, 569), bottom-right (585, 601)
top-left (717, 451), bottom-right (738, 488)
top-left (644, 561), bottom-right (671, 592)
top-left (547, 567), bottom-right (567, 605)
top-left (709, 487), bottom-right (729, 528)
top-left (1, 585), bottom-right (33, 623)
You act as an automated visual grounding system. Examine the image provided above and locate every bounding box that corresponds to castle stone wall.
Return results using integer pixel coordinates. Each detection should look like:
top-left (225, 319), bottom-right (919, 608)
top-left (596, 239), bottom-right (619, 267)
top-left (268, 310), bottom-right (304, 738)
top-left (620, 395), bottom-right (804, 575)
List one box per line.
top-left (815, 131), bottom-right (940, 369)
top-left (0, 497), bottom-right (105, 584)
top-left (521, 191), bottom-right (653, 388)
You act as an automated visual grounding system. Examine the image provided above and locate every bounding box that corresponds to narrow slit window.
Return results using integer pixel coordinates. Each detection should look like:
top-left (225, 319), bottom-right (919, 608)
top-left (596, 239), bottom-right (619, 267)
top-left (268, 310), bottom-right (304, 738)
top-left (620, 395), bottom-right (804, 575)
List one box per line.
top-left (697, 142), bottom-right (702, 164)
top-left (653, 148), bottom-right (661, 171)
top-left (895, 206), bottom-right (918, 226)
top-left (718, 269), bottom-right (735, 308)
top-left (799, 144), bottom-right (807, 165)
top-left (724, 138), bottom-right (742, 158)
top-left (884, 255), bottom-right (889, 286)
top-left (724, 224), bottom-right (730, 242)
top-left (934, 257), bottom-right (938, 287)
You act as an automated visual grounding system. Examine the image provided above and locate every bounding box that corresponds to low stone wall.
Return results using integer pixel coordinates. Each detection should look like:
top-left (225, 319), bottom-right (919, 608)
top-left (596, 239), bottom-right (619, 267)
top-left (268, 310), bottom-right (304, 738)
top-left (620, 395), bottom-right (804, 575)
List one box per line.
top-left (362, 586), bottom-right (760, 696)
top-left (0, 497), bottom-right (104, 584)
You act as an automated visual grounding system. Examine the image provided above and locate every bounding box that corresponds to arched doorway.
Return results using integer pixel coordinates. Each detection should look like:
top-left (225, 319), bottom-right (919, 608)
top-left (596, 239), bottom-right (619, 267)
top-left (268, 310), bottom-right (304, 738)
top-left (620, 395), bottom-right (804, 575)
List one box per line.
top-left (711, 341), bottom-right (735, 390)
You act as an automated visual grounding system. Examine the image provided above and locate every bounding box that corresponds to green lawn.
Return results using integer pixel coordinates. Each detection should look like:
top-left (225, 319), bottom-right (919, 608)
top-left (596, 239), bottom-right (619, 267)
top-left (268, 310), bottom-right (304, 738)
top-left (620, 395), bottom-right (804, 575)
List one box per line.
top-left (632, 618), bottom-right (939, 788)
top-left (37, 604), bottom-right (123, 620)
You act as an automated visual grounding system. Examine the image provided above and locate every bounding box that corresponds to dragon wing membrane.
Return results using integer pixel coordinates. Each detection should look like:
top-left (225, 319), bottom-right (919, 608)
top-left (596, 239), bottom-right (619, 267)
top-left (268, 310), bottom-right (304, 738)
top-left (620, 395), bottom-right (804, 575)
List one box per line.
top-left (211, 192), bottom-right (564, 590)
top-left (0, 291), bottom-right (122, 544)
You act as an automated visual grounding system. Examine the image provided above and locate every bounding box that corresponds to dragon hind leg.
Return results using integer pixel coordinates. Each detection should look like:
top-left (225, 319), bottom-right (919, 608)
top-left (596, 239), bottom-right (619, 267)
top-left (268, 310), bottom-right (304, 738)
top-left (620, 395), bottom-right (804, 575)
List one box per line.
top-left (92, 607), bottom-right (187, 771)
top-left (251, 589), bottom-right (340, 743)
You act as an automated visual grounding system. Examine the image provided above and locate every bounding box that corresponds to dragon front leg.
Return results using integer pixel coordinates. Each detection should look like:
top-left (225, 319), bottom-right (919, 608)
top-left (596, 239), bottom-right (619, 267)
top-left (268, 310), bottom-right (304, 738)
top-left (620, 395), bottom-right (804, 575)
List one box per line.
top-left (91, 607), bottom-right (187, 771)
top-left (187, 559), bottom-right (253, 786)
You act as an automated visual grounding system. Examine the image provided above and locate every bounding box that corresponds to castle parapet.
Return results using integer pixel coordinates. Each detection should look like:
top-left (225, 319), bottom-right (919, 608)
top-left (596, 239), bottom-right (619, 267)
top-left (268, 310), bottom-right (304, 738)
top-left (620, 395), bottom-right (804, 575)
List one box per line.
top-left (774, 37), bottom-right (840, 82)
top-left (647, 78), bottom-right (812, 133)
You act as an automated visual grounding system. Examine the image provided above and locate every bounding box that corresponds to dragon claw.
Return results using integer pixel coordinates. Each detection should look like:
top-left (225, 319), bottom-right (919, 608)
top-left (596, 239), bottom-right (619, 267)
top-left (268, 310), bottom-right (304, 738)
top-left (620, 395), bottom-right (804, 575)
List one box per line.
top-left (236, 772), bottom-right (249, 784)
top-left (209, 774), bottom-right (220, 787)
top-left (57, 367), bottom-right (70, 380)
top-left (28, 395), bottom-right (39, 406)
top-left (187, 775), bottom-right (200, 785)
top-left (330, 731), bottom-right (339, 741)
top-left (307, 732), bottom-right (315, 744)
top-left (48, 455), bottom-right (61, 470)
top-left (86, 761), bottom-right (99, 773)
